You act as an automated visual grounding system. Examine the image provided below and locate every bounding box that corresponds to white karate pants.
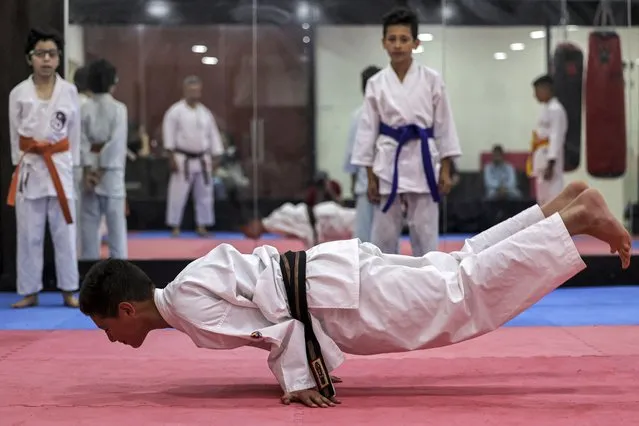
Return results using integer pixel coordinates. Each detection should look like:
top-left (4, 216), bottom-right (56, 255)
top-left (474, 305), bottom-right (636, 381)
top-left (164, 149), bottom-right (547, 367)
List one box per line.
top-left (166, 170), bottom-right (214, 228)
top-left (15, 195), bottom-right (79, 295)
top-left (371, 193), bottom-right (438, 257)
top-left (80, 193), bottom-right (128, 260)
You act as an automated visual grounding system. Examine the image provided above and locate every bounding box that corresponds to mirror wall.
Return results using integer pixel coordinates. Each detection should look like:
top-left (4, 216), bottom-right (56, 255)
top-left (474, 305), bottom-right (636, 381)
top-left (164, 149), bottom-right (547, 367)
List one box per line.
top-left (66, 0), bottom-right (638, 260)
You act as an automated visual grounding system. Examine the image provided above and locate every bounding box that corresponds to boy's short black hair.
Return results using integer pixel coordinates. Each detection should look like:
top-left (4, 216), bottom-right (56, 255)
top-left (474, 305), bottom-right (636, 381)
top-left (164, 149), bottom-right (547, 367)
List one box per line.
top-left (25, 27), bottom-right (64, 56)
top-left (74, 66), bottom-right (89, 92)
top-left (79, 259), bottom-right (155, 318)
top-left (383, 7), bottom-right (419, 40)
top-left (533, 74), bottom-right (554, 88)
top-left (87, 59), bottom-right (118, 94)
top-left (361, 65), bottom-right (381, 94)
top-left (492, 144), bottom-right (504, 154)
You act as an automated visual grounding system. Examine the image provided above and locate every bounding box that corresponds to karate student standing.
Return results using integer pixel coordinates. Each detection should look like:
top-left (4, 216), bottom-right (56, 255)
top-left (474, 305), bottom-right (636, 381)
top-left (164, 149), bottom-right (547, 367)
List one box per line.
top-left (528, 75), bottom-right (567, 205)
top-left (7, 28), bottom-right (81, 308)
top-left (343, 65), bottom-right (381, 243)
top-left (351, 7), bottom-right (462, 256)
top-left (163, 76), bottom-right (225, 237)
top-left (79, 59), bottom-right (129, 260)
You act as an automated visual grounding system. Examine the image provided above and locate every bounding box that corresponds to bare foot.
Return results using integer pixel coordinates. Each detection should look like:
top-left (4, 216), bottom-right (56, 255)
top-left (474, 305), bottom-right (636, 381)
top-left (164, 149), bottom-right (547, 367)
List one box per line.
top-left (63, 292), bottom-right (79, 308)
top-left (171, 227), bottom-right (180, 237)
top-left (196, 226), bottom-right (208, 237)
top-left (240, 219), bottom-right (265, 239)
top-left (541, 181), bottom-right (589, 218)
top-left (11, 294), bottom-right (38, 309)
top-left (561, 189), bottom-right (631, 269)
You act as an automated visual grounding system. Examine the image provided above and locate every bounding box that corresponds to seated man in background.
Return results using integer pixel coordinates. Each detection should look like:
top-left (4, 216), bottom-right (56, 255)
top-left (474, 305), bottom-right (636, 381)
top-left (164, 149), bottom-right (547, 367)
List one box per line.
top-left (483, 145), bottom-right (521, 200)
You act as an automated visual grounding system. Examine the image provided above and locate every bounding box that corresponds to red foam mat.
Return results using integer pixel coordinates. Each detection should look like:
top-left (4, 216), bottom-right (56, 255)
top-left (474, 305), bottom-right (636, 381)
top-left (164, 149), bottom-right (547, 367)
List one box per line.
top-left (1, 327), bottom-right (638, 425)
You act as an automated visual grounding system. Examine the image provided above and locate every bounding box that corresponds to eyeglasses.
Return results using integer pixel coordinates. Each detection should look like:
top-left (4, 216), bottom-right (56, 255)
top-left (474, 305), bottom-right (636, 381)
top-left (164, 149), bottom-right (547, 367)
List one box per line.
top-left (31, 49), bottom-right (60, 58)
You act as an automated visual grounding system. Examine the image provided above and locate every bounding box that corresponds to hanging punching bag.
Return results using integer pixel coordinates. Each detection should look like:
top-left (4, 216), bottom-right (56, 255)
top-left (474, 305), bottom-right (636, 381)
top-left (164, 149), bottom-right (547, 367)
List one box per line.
top-left (585, 31), bottom-right (626, 178)
top-left (552, 42), bottom-right (583, 172)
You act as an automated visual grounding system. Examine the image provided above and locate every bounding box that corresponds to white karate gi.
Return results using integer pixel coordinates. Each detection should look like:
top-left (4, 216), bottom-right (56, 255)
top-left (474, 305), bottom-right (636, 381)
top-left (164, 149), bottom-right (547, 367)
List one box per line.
top-left (163, 100), bottom-right (225, 229)
top-left (262, 201), bottom-right (355, 248)
top-left (532, 97), bottom-right (567, 205)
top-left (344, 106), bottom-right (374, 243)
top-left (74, 93), bottom-right (90, 250)
top-left (8, 75), bottom-right (81, 295)
top-left (350, 61), bottom-right (462, 257)
top-left (154, 205), bottom-right (585, 394)
top-left (80, 94), bottom-right (129, 260)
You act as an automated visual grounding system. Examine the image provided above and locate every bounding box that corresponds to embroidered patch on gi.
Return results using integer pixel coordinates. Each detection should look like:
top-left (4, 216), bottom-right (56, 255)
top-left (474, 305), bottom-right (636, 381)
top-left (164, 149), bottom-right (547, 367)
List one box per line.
top-left (50, 111), bottom-right (67, 131)
top-left (250, 331), bottom-right (262, 339)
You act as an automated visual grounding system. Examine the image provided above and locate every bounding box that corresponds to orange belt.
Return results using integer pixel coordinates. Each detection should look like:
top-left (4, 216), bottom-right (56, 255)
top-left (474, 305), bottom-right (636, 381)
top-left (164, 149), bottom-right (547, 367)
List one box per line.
top-left (525, 131), bottom-right (549, 177)
top-left (7, 136), bottom-right (73, 224)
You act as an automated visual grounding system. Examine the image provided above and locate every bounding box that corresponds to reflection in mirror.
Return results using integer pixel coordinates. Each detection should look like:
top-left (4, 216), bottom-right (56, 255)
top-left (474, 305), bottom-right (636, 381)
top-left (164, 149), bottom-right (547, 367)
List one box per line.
top-left (66, 0), bottom-right (637, 262)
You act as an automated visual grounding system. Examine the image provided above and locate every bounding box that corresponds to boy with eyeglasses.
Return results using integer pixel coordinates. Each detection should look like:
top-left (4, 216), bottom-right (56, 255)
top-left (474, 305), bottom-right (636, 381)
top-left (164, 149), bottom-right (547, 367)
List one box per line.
top-left (7, 28), bottom-right (81, 308)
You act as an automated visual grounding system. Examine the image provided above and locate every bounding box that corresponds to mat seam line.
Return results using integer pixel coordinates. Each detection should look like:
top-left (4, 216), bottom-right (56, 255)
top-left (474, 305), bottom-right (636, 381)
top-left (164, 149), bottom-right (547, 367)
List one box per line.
top-left (0, 330), bottom-right (56, 363)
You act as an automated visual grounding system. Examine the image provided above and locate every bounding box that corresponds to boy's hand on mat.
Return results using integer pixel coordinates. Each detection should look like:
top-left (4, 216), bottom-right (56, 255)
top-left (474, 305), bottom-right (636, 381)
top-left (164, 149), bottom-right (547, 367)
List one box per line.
top-left (281, 389), bottom-right (341, 408)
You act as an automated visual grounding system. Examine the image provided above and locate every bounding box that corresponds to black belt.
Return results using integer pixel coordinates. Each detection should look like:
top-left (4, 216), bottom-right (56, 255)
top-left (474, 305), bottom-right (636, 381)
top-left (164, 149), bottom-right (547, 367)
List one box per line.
top-left (174, 149), bottom-right (209, 185)
top-left (279, 250), bottom-right (336, 398)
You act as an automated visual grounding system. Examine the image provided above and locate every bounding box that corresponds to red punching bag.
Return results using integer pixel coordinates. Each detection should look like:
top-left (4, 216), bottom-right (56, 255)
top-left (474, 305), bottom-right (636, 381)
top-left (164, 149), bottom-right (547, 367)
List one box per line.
top-left (552, 42), bottom-right (584, 172)
top-left (585, 31), bottom-right (626, 178)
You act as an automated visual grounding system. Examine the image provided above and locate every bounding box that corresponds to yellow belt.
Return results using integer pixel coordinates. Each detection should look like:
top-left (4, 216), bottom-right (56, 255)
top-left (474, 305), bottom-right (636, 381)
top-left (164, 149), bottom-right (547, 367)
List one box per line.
top-left (526, 131), bottom-right (549, 177)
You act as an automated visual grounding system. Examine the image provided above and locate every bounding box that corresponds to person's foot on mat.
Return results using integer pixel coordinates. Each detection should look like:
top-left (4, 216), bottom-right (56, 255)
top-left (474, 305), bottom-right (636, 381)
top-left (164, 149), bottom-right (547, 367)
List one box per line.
top-left (62, 292), bottom-right (79, 308)
top-left (11, 294), bottom-right (38, 309)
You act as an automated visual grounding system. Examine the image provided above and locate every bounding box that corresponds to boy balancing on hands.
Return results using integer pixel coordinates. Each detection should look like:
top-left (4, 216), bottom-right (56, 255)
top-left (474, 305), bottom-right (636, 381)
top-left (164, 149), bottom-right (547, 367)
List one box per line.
top-left (79, 182), bottom-right (631, 408)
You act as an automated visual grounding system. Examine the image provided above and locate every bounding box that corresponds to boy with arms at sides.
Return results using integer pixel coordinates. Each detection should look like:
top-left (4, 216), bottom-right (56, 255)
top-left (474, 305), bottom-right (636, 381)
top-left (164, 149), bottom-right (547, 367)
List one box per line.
top-left (79, 59), bottom-right (129, 260)
top-left (527, 75), bottom-right (568, 205)
top-left (344, 65), bottom-right (382, 243)
top-left (8, 28), bottom-right (81, 308)
top-left (80, 182), bottom-right (631, 408)
top-left (351, 7), bottom-right (461, 256)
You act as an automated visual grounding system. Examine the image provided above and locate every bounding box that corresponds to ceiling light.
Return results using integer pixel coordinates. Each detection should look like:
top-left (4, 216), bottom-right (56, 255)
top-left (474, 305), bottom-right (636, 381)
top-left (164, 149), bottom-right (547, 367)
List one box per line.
top-left (297, 1), bottom-right (310, 21)
top-left (441, 4), bottom-right (455, 20)
top-left (418, 33), bottom-right (434, 42)
top-left (494, 52), bottom-right (507, 60)
top-left (202, 57), bottom-right (218, 65)
top-left (302, 23), bottom-right (310, 30)
top-left (510, 43), bottom-right (525, 51)
top-left (146, 0), bottom-right (170, 18)
top-left (192, 45), bottom-right (207, 54)
top-left (530, 30), bottom-right (546, 39)
top-left (303, 36), bottom-right (310, 44)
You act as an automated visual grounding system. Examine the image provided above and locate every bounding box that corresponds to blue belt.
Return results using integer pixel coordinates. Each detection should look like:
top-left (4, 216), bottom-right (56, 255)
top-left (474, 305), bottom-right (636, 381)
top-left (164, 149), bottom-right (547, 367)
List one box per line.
top-left (378, 123), bottom-right (440, 213)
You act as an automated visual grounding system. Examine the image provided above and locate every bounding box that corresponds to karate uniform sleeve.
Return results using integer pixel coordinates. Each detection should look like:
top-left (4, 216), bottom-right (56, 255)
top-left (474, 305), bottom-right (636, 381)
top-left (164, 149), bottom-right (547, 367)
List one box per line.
top-left (171, 292), bottom-right (318, 394)
top-left (80, 105), bottom-right (93, 168)
top-left (208, 112), bottom-right (225, 157)
top-left (162, 107), bottom-right (177, 151)
top-left (264, 320), bottom-right (318, 393)
top-left (343, 109), bottom-right (360, 175)
top-left (432, 77), bottom-right (462, 160)
top-left (8, 88), bottom-right (21, 166)
top-left (350, 85), bottom-right (379, 167)
top-left (69, 89), bottom-right (82, 167)
top-left (98, 104), bottom-right (129, 169)
top-left (547, 107), bottom-right (566, 162)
